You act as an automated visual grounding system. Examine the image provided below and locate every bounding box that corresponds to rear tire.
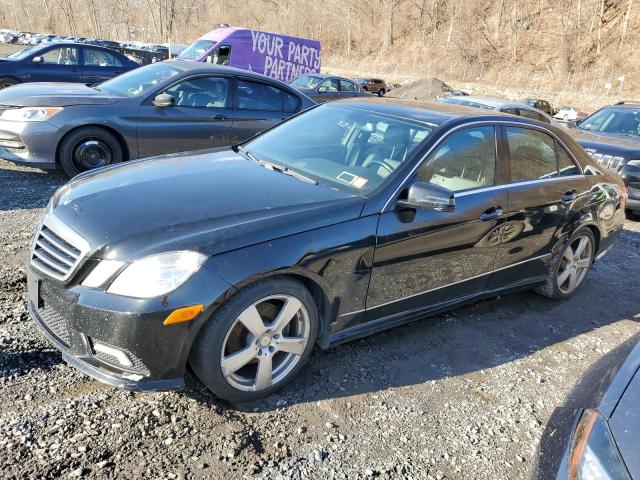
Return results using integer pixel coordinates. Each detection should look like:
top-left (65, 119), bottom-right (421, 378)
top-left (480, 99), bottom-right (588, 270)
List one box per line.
top-left (58, 127), bottom-right (123, 178)
top-left (535, 228), bottom-right (595, 300)
top-left (378, 89), bottom-right (386, 97)
top-left (0, 77), bottom-right (19, 90)
top-left (190, 277), bottom-right (319, 402)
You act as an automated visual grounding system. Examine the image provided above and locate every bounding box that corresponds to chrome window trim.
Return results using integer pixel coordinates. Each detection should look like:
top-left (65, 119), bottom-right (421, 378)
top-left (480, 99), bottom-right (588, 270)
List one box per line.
top-left (382, 119), bottom-right (585, 212)
top-left (339, 252), bottom-right (550, 317)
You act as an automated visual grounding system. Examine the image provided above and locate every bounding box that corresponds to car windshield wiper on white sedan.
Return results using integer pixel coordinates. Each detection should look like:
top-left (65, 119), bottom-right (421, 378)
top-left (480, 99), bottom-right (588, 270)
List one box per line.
top-left (234, 145), bottom-right (318, 185)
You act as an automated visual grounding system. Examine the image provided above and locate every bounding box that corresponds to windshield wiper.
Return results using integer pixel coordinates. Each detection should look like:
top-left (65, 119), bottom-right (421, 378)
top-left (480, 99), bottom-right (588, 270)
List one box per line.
top-left (234, 144), bottom-right (259, 163)
top-left (234, 146), bottom-right (317, 185)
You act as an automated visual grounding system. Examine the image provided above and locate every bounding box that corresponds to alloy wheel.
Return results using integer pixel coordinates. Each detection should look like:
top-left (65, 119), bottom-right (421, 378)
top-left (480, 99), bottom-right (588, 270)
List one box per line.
top-left (220, 294), bottom-right (310, 392)
top-left (556, 234), bottom-right (593, 294)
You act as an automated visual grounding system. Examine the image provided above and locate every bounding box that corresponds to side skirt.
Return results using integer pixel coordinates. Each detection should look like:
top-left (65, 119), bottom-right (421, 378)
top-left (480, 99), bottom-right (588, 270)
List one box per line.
top-left (322, 275), bottom-right (547, 348)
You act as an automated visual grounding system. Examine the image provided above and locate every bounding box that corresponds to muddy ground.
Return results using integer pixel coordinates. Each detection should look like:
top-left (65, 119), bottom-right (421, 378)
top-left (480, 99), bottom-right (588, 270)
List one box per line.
top-left (0, 159), bottom-right (639, 480)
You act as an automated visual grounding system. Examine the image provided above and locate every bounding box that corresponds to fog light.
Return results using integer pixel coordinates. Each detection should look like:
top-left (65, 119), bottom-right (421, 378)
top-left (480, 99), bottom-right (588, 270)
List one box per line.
top-left (93, 341), bottom-right (134, 368)
top-left (163, 305), bottom-right (204, 326)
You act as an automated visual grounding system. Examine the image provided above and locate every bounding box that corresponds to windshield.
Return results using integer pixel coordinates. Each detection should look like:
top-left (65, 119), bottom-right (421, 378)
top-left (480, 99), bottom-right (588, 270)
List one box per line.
top-left (6, 45), bottom-right (42, 60)
top-left (179, 40), bottom-right (216, 60)
top-left (98, 62), bottom-right (181, 97)
top-left (579, 107), bottom-right (640, 136)
top-left (290, 75), bottom-right (324, 89)
top-left (244, 104), bottom-right (434, 195)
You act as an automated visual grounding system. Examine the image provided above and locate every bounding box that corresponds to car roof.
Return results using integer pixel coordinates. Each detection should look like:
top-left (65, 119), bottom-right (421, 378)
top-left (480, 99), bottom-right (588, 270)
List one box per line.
top-left (326, 97), bottom-right (517, 126)
top-left (160, 59), bottom-right (303, 88)
top-left (442, 95), bottom-right (552, 114)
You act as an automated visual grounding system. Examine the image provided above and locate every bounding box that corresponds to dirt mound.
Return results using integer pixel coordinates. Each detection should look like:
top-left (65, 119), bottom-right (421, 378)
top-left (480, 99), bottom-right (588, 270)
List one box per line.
top-left (388, 77), bottom-right (451, 102)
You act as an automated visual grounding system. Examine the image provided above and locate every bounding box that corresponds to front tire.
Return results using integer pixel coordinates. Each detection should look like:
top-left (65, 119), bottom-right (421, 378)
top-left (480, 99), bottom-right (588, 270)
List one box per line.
top-left (0, 77), bottom-right (19, 90)
top-left (190, 278), bottom-right (318, 402)
top-left (58, 127), bottom-right (123, 178)
top-left (535, 228), bottom-right (595, 299)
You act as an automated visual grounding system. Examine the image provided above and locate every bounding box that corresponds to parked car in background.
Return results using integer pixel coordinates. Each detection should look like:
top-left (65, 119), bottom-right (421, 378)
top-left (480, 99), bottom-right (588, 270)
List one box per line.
top-left (569, 101), bottom-right (640, 217)
top-left (530, 333), bottom-right (640, 480)
top-left (290, 73), bottom-right (371, 103)
top-left (179, 27), bottom-right (321, 83)
top-left (438, 89), bottom-right (470, 99)
top-left (0, 42), bottom-right (138, 90)
top-left (27, 99), bottom-right (625, 402)
top-left (554, 106), bottom-right (586, 122)
top-left (355, 77), bottom-right (387, 96)
top-left (0, 60), bottom-right (314, 177)
top-left (438, 95), bottom-right (554, 124)
top-left (524, 98), bottom-right (554, 116)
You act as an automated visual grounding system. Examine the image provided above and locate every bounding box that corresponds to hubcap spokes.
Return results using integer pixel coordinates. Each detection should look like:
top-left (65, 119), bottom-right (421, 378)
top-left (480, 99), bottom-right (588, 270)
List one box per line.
top-left (557, 235), bottom-right (592, 293)
top-left (221, 295), bottom-right (309, 392)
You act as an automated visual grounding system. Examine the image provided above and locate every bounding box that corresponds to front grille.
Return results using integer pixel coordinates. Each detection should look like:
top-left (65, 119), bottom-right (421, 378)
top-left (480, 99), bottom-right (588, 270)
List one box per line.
top-left (588, 151), bottom-right (625, 172)
top-left (30, 215), bottom-right (89, 282)
top-left (37, 303), bottom-right (71, 347)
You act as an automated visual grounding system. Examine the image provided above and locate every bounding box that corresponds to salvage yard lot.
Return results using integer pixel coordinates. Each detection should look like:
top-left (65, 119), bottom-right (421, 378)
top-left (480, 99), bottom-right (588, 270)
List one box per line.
top-left (1, 159), bottom-right (639, 480)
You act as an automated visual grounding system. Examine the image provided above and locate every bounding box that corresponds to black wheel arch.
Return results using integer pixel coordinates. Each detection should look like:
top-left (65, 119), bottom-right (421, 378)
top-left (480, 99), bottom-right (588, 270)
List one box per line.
top-left (55, 124), bottom-right (130, 166)
top-left (190, 268), bottom-right (336, 357)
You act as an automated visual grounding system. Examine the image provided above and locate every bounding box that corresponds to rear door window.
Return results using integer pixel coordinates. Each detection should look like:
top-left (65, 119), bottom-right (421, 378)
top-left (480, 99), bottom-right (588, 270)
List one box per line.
top-left (506, 127), bottom-right (558, 181)
top-left (83, 48), bottom-right (123, 67)
top-left (236, 79), bottom-right (294, 111)
top-left (340, 80), bottom-right (358, 92)
top-left (557, 143), bottom-right (581, 176)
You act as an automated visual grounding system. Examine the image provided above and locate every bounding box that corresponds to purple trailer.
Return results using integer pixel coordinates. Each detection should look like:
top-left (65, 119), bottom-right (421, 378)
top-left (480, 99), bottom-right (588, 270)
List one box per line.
top-left (178, 27), bottom-right (321, 83)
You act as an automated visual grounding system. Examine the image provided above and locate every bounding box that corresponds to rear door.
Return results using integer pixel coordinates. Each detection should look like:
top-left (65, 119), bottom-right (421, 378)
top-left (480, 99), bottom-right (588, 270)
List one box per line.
top-left (314, 78), bottom-right (340, 103)
top-left (28, 46), bottom-right (80, 82)
top-left (230, 78), bottom-right (301, 144)
top-left (80, 47), bottom-right (126, 84)
top-left (490, 125), bottom-right (590, 285)
top-left (338, 79), bottom-right (362, 99)
top-left (136, 75), bottom-right (234, 158)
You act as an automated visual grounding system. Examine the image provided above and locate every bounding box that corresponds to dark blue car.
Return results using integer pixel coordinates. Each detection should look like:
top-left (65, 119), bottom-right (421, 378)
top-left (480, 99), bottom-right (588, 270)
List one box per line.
top-left (0, 43), bottom-right (139, 90)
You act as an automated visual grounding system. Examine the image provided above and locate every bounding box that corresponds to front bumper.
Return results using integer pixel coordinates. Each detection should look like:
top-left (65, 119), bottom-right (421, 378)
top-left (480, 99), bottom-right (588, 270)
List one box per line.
top-left (27, 263), bottom-right (233, 392)
top-left (621, 166), bottom-right (640, 212)
top-left (0, 119), bottom-right (60, 168)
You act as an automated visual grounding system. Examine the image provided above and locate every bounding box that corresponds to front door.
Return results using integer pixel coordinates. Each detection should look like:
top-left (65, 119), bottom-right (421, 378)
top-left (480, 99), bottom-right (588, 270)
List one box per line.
top-left (136, 75), bottom-right (234, 158)
top-left (29, 46), bottom-right (80, 82)
top-left (367, 125), bottom-right (506, 320)
top-left (491, 125), bottom-right (591, 285)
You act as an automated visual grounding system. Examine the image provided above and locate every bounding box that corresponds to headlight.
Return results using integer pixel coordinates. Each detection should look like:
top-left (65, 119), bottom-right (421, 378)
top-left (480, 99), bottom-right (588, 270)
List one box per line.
top-left (626, 159), bottom-right (640, 168)
top-left (0, 107), bottom-right (64, 122)
top-left (568, 410), bottom-right (631, 480)
top-left (107, 251), bottom-right (207, 298)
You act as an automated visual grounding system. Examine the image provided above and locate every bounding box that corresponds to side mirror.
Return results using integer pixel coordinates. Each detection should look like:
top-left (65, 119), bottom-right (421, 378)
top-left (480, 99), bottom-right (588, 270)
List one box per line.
top-left (568, 119), bottom-right (580, 128)
top-left (398, 182), bottom-right (455, 212)
top-left (317, 86), bottom-right (328, 93)
top-left (32, 56), bottom-right (43, 64)
top-left (153, 93), bottom-right (175, 107)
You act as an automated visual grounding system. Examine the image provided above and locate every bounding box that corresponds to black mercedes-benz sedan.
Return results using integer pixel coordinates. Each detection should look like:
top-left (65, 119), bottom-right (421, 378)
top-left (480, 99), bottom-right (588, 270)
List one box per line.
top-left (27, 99), bottom-right (626, 402)
top-left (530, 333), bottom-right (640, 480)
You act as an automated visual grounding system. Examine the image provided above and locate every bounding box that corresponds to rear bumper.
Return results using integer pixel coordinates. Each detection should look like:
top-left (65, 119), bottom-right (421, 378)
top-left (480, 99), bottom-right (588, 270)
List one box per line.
top-left (0, 119), bottom-right (59, 168)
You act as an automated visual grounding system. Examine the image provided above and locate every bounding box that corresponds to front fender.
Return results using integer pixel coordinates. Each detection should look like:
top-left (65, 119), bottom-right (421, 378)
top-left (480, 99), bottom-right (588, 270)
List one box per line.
top-left (203, 215), bottom-right (378, 339)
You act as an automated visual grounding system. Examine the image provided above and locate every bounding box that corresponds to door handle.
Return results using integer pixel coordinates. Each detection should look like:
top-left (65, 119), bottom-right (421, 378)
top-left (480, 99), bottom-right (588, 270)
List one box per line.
top-left (562, 190), bottom-right (578, 202)
top-left (212, 114), bottom-right (227, 120)
top-left (479, 206), bottom-right (503, 221)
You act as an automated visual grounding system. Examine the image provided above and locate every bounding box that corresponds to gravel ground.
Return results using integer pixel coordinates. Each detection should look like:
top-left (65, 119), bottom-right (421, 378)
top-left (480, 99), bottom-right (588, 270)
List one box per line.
top-left (1, 158), bottom-right (639, 480)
